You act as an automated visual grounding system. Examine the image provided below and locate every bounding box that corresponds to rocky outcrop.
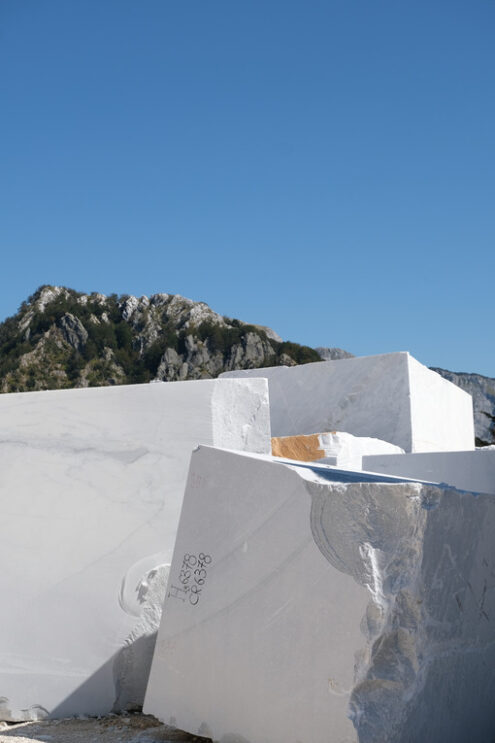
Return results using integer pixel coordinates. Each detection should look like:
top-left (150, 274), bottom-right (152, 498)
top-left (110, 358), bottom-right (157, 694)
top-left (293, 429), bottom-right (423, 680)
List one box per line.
top-left (57, 313), bottom-right (88, 351)
top-left (154, 331), bottom-right (278, 382)
top-left (316, 346), bottom-right (355, 361)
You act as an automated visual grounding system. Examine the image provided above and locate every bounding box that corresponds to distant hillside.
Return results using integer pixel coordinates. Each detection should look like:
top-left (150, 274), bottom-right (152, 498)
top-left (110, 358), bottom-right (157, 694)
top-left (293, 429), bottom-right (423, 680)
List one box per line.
top-left (315, 347), bottom-right (354, 361)
top-left (0, 285), bottom-right (321, 392)
top-left (0, 285), bottom-right (493, 445)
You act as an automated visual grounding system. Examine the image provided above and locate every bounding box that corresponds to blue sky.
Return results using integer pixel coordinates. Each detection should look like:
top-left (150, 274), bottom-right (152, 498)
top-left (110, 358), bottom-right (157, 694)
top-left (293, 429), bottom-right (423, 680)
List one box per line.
top-left (1, 1), bottom-right (494, 375)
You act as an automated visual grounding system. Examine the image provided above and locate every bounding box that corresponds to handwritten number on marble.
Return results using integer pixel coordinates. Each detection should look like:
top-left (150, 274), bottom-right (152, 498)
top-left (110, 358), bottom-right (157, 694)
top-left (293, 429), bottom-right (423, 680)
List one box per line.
top-left (168, 552), bottom-right (212, 605)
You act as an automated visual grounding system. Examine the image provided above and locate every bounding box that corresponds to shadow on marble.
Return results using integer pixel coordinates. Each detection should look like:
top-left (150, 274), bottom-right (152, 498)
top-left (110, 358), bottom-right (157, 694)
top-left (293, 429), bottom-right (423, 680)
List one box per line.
top-left (47, 633), bottom-right (158, 719)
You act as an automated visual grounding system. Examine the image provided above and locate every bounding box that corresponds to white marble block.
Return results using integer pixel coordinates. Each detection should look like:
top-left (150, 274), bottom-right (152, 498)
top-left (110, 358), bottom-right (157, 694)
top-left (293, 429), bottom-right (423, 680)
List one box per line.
top-left (0, 379), bottom-right (270, 721)
top-left (363, 448), bottom-right (495, 495)
top-left (145, 446), bottom-right (495, 743)
top-left (221, 352), bottom-right (475, 452)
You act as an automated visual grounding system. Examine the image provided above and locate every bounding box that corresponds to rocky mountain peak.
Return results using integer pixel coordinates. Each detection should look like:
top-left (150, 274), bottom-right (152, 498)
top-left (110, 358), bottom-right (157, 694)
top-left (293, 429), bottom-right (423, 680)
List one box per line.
top-left (0, 285), bottom-right (320, 393)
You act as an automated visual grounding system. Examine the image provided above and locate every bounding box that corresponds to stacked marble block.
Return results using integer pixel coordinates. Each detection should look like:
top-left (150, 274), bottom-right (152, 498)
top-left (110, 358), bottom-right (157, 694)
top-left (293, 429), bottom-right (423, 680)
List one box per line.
top-left (0, 378), bottom-right (271, 720)
top-left (144, 353), bottom-right (495, 742)
top-left (222, 351), bottom-right (475, 452)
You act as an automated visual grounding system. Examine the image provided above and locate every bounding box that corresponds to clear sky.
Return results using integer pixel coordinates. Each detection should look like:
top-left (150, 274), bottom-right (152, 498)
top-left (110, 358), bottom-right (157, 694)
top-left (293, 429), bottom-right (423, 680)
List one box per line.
top-left (1, 1), bottom-right (494, 375)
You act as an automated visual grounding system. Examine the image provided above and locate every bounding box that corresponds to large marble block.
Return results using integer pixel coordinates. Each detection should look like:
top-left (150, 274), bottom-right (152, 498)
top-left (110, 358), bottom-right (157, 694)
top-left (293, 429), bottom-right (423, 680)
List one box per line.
top-left (145, 447), bottom-right (495, 743)
top-left (363, 448), bottom-right (495, 495)
top-left (272, 431), bottom-right (403, 469)
top-left (0, 379), bottom-right (270, 721)
top-left (221, 352), bottom-right (475, 452)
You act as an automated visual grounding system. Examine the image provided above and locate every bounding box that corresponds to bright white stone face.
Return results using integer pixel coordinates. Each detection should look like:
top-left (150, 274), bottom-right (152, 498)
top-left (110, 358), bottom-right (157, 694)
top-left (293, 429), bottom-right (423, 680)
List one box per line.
top-left (221, 352), bottom-right (475, 452)
top-left (298, 431), bottom-right (404, 469)
top-left (363, 448), bottom-right (495, 495)
top-left (0, 379), bottom-right (270, 721)
top-left (145, 447), bottom-right (495, 743)
top-left (406, 354), bottom-right (474, 452)
top-left (318, 432), bottom-right (404, 466)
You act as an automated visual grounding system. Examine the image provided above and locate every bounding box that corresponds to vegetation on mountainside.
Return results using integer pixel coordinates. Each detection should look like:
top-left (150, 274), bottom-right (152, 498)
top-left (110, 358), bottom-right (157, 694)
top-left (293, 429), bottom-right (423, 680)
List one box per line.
top-left (0, 285), bottom-right (321, 393)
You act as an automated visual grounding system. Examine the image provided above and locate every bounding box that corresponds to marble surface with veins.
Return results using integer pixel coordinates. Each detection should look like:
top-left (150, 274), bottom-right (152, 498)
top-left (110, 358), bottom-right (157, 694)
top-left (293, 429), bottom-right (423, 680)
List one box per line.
top-left (0, 379), bottom-right (270, 721)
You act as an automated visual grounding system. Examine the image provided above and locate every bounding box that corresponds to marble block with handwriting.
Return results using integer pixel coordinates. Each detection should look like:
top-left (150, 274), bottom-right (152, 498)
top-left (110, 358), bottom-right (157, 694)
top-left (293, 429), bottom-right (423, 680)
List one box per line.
top-left (145, 446), bottom-right (495, 743)
top-left (0, 379), bottom-right (270, 721)
top-left (222, 352), bottom-right (475, 452)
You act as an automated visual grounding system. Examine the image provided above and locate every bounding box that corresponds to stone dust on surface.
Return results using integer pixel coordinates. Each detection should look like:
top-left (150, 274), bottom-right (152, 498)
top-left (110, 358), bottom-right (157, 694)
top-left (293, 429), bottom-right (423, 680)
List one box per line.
top-left (0, 714), bottom-right (209, 743)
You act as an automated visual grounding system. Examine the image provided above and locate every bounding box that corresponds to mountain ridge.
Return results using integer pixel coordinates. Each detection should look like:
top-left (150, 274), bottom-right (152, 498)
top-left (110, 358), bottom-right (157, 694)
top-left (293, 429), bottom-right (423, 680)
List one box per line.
top-left (0, 285), bottom-right (321, 392)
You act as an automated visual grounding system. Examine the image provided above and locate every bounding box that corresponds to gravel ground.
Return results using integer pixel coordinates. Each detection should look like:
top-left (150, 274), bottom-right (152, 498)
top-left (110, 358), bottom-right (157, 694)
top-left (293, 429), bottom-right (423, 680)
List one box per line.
top-left (0, 715), bottom-right (207, 743)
